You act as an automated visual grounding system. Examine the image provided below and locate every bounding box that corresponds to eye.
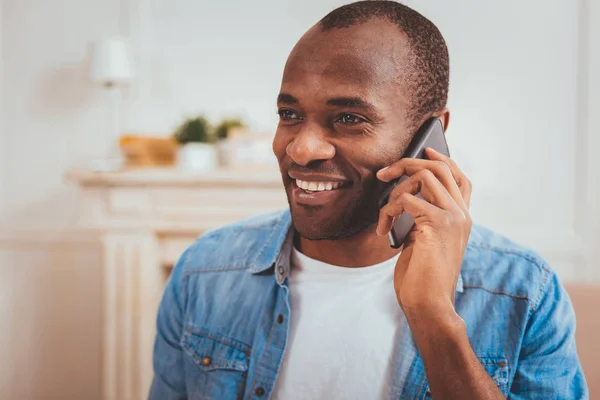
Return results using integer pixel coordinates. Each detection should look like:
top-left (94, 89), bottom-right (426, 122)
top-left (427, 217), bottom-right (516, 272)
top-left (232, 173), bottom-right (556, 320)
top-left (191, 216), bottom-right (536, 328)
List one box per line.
top-left (336, 113), bottom-right (365, 125)
top-left (278, 109), bottom-right (302, 121)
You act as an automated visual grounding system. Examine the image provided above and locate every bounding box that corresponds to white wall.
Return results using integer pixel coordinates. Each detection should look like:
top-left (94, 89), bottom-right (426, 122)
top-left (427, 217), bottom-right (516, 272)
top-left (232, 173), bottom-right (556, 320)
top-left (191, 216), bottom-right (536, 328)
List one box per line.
top-left (0, 238), bottom-right (103, 400)
top-left (1, 0), bottom-right (124, 231)
top-left (0, 0), bottom-right (598, 398)
top-left (0, 0), bottom-right (11, 396)
top-left (2, 0), bottom-right (597, 270)
top-left (1, 0), bottom-right (115, 398)
top-left (1, 0), bottom-right (6, 211)
top-left (583, 0), bottom-right (600, 282)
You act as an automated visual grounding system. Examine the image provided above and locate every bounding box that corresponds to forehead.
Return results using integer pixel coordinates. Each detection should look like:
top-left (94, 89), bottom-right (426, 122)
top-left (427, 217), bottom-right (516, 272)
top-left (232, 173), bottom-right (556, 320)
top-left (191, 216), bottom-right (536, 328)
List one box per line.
top-left (281, 19), bottom-right (410, 102)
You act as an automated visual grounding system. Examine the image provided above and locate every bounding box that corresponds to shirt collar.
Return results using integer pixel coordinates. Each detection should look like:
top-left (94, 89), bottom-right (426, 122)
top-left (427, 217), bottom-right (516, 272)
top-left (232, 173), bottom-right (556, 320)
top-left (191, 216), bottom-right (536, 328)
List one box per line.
top-left (248, 210), bottom-right (292, 275)
top-left (248, 209), bottom-right (464, 293)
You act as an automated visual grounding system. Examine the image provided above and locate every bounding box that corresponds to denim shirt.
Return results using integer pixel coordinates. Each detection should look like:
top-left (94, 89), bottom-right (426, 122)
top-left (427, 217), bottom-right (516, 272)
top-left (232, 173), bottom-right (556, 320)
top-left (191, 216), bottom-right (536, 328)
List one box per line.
top-left (149, 210), bottom-right (588, 400)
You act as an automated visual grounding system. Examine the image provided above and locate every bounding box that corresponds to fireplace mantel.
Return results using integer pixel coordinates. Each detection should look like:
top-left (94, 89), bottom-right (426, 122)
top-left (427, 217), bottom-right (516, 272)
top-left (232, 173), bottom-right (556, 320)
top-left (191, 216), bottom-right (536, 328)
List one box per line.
top-left (68, 167), bottom-right (287, 400)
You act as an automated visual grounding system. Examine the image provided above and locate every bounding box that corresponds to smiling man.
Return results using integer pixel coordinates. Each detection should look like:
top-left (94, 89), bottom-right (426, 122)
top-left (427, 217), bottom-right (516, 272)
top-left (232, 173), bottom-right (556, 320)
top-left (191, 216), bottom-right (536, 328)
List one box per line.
top-left (149, 1), bottom-right (588, 399)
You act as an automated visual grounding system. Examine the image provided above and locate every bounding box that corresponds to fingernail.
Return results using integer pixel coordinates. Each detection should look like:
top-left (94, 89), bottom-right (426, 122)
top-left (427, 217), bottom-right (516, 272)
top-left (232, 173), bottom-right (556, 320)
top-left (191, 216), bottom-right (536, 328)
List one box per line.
top-left (377, 166), bottom-right (389, 175)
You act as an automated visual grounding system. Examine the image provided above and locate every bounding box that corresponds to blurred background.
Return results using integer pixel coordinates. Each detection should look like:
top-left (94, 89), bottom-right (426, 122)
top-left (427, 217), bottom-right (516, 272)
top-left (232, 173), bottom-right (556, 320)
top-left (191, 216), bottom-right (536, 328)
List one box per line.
top-left (0, 0), bottom-right (598, 399)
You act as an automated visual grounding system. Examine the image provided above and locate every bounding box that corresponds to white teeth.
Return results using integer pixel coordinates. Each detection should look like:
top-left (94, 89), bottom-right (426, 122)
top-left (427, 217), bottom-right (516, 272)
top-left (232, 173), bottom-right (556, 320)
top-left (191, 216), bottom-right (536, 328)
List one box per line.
top-left (296, 179), bottom-right (344, 192)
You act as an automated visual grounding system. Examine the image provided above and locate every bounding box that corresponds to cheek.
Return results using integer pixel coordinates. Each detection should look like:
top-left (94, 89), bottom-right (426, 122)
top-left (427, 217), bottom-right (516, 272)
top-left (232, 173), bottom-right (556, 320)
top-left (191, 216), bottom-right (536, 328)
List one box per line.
top-left (338, 140), bottom-right (398, 175)
top-left (272, 131), bottom-right (289, 162)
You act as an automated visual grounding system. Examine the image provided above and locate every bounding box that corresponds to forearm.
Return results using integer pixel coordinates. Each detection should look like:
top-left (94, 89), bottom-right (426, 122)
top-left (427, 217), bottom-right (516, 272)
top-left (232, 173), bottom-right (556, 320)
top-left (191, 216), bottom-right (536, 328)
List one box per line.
top-left (406, 308), bottom-right (504, 400)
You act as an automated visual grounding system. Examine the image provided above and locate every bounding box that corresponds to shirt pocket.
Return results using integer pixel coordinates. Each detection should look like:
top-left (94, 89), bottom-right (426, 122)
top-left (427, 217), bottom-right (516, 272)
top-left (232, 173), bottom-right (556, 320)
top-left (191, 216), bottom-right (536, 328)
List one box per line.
top-left (181, 328), bottom-right (251, 400)
top-left (424, 356), bottom-right (510, 398)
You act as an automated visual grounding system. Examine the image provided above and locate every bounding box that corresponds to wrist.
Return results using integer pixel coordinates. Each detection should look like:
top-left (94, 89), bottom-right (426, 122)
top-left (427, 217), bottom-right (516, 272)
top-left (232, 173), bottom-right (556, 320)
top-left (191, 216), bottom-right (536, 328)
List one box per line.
top-left (405, 304), bottom-right (466, 342)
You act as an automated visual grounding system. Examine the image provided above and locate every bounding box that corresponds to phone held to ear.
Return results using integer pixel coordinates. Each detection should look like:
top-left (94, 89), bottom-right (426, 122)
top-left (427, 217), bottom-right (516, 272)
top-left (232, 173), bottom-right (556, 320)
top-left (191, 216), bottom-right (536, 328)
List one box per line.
top-left (378, 117), bottom-right (451, 249)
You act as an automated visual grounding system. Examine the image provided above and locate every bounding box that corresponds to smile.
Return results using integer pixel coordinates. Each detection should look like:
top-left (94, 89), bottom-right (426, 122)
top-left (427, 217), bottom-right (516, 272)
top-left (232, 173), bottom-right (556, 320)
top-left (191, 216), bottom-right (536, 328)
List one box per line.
top-left (295, 179), bottom-right (345, 192)
top-left (290, 179), bottom-right (350, 206)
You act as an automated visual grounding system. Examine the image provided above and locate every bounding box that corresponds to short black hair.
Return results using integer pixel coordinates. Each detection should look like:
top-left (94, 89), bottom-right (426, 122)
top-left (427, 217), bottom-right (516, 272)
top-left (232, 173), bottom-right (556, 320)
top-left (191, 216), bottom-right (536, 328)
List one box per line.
top-left (319, 1), bottom-right (449, 133)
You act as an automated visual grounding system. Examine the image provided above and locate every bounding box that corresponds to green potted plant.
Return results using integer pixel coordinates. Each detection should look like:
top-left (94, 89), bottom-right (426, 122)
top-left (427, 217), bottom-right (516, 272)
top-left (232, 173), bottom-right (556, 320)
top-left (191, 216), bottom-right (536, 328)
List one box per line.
top-left (214, 117), bottom-right (245, 167)
top-left (173, 115), bottom-right (217, 171)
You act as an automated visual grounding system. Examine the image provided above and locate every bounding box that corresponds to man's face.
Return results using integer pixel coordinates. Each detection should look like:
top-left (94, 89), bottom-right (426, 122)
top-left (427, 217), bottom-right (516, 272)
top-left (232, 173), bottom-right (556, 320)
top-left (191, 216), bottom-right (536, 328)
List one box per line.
top-left (273, 19), bottom-right (413, 240)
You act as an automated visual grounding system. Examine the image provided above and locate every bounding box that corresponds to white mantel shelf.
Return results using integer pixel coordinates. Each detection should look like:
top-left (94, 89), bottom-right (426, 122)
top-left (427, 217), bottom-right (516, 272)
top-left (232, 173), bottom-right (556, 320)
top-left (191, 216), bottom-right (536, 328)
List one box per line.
top-left (66, 166), bottom-right (284, 188)
top-left (67, 167), bottom-right (288, 400)
top-left (67, 167), bottom-right (288, 233)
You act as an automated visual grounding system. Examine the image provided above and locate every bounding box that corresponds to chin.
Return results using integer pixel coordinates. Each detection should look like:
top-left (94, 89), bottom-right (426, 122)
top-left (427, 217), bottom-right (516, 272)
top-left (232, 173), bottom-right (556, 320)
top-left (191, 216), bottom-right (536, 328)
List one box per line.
top-left (289, 204), bottom-right (334, 240)
top-left (289, 203), bottom-right (374, 241)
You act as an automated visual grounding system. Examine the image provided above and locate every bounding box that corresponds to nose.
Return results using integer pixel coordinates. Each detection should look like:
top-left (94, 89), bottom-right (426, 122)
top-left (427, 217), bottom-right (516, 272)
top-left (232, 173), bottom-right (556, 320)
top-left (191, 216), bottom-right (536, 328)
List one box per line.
top-left (286, 123), bottom-right (335, 166)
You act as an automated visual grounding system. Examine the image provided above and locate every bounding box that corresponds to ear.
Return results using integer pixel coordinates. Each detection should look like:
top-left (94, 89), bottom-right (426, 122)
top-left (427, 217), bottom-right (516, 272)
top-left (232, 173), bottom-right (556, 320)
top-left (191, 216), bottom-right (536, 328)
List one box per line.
top-left (436, 108), bottom-right (451, 132)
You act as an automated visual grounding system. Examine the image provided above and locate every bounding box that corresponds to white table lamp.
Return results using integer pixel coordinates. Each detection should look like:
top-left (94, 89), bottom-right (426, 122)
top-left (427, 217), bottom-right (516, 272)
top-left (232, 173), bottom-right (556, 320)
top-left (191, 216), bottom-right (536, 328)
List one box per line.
top-left (89, 37), bottom-right (134, 171)
top-left (91, 37), bottom-right (134, 87)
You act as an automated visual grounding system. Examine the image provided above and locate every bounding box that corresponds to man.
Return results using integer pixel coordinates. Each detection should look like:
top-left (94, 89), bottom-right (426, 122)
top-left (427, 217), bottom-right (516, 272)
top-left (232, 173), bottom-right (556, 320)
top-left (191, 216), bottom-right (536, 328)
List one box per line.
top-left (150, 1), bottom-right (588, 399)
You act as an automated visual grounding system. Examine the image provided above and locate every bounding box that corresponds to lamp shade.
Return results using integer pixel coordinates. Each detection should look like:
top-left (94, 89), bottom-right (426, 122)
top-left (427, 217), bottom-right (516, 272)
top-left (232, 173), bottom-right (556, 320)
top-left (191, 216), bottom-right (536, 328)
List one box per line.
top-left (89, 37), bottom-right (134, 86)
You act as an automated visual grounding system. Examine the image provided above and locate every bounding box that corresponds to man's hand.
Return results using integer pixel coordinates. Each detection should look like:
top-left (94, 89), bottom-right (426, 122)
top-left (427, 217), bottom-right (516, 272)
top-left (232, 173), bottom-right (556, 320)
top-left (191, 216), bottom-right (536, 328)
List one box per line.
top-left (376, 149), bottom-right (504, 400)
top-left (376, 147), bottom-right (472, 320)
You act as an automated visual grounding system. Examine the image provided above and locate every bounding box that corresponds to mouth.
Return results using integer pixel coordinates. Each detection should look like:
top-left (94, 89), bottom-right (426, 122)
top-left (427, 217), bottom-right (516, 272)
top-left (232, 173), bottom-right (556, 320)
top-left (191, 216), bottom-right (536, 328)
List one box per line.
top-left (290, 178), bottom-right (351, 206)
top-left (295, 179), bottom-right (347, 192)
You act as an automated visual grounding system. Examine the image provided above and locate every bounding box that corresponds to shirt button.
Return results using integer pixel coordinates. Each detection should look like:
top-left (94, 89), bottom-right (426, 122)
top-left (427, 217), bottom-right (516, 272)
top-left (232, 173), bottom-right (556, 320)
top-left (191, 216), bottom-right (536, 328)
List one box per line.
top-left (277, 265), bottom-right (284, 275)
top-left (201, 357), bottom-right (211, 366)
top-left (255, 387), bottom-right (265, 396)
top-left (277, 314), bottom-right (284, 324)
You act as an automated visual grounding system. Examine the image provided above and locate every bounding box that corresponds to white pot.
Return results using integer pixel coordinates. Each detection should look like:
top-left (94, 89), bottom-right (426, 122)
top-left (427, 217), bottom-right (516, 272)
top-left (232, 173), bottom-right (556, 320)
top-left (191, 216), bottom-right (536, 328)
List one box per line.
top-left (177, 143), bottom-right (217, 171)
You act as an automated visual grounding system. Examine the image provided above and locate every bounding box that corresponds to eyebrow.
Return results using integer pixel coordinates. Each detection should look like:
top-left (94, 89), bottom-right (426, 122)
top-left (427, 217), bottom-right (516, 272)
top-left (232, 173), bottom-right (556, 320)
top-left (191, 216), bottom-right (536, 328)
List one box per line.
top-left (326, 97), bottom-right (376, 111)
top-left (277, 93), bottom-right (376, 112)
top-left (277, 93), bottom-right (299, 105)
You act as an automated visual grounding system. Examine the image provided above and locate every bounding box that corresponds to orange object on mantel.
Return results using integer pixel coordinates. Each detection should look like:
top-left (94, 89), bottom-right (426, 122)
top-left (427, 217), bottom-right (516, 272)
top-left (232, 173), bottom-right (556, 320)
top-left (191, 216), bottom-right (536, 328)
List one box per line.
top-left (119, 135), bottom-right (180, 168)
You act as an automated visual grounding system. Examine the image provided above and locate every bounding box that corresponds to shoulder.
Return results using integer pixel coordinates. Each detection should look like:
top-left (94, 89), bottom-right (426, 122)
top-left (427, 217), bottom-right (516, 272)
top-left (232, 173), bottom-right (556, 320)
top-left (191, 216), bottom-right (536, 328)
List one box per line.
top-left (462, 223), bottom-right (556, 310)
top-left (177, 209), bottom-right (292, 274)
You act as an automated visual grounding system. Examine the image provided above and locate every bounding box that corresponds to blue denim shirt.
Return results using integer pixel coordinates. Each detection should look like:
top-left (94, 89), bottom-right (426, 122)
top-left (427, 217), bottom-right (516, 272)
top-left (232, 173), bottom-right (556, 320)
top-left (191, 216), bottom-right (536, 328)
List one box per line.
top-left (149, 210), bottom-right (588, 400)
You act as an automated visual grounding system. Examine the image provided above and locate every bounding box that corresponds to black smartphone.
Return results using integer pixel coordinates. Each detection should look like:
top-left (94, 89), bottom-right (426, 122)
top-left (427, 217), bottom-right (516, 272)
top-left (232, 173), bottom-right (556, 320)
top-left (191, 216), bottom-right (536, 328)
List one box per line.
top-left (378, 117), bottom-right (450, 248)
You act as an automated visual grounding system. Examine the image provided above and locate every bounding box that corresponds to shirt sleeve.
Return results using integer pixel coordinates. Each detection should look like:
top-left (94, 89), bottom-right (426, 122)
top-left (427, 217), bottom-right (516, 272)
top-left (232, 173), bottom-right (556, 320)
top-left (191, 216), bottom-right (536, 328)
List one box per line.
top-left (509, 269), bottom-right (589, 399)
top-left (148, 246), bottom-right (192, 400)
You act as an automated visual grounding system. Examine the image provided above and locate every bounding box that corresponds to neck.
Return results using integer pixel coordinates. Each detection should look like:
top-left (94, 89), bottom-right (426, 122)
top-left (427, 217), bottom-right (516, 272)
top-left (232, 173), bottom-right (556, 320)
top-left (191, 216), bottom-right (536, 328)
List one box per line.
top-left (296, 224), bottom-right (401, 267)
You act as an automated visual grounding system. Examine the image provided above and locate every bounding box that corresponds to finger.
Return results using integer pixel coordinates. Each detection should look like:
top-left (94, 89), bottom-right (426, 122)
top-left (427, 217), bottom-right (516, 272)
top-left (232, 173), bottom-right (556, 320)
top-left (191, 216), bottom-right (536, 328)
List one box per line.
top-left (378, 158), bottom-right (465, 209)
top-left (377, 191), bottom-right (442, 236)
top-left (377, 194), bottom-right (402, 236)
top-left (397, 192), bottom-right (447, 226)
top-left (388, 169), bottom-right (460, 212)
top-left (376, 207), bottom-right (396, 236)
top-left (424, 148), bottom-right (472, 208)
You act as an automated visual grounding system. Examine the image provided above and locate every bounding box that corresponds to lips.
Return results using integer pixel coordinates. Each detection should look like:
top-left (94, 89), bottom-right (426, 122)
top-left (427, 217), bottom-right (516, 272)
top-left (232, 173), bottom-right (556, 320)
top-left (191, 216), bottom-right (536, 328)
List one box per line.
top-left (287, 170), bottom-right (352, 205)
top-left (290, 178), bottom-right (351, 206)
top-left (295, 179), bottom-right (345, 192)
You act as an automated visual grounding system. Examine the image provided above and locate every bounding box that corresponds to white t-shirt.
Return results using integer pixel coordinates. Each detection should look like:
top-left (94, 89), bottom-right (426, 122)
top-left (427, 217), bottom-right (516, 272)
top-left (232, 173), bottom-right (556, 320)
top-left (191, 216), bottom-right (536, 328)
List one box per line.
top-left (271, 248), bottom-right (403, 400)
